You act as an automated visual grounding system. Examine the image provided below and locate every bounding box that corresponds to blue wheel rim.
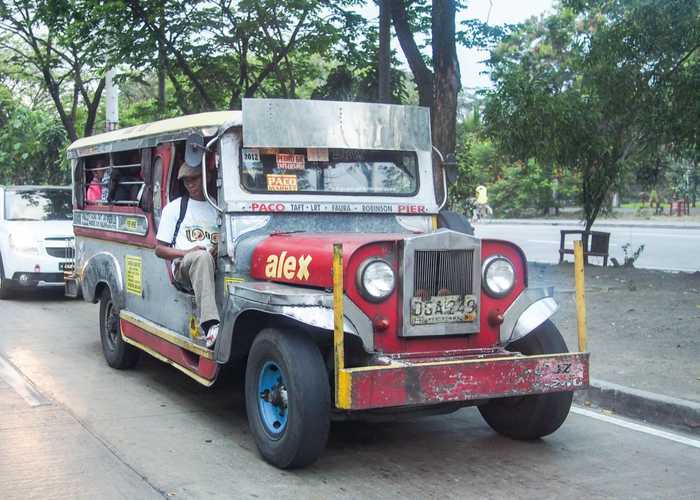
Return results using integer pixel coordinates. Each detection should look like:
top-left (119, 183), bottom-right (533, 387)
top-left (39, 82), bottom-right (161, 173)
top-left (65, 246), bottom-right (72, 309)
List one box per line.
top-left (257, 361), bottom-right (288, 437)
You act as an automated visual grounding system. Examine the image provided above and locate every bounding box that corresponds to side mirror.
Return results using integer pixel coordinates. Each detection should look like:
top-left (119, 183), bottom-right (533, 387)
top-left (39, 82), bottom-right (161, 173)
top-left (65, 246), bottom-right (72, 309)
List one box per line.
top-left (444, 153), bottom-right (458, 184)
top-left (185, 133), bottom-right (205, 167)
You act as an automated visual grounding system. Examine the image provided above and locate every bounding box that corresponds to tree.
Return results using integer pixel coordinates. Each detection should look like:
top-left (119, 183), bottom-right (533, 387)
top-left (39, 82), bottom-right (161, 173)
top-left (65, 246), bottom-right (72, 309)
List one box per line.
top-left (0, 0), bottom-right (107, 141)
top-left (387, 1), bottom-right (506, 157)
top-left (0, 85), bottom-right (68, 184)
top-left (483, 0), bottom-right (700, 230)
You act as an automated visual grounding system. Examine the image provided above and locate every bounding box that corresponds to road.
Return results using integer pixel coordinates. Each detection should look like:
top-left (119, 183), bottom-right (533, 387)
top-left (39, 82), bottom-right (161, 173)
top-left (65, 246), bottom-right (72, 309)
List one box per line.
top-left (475, 223), bottom-right (700, 272)
top-left (1, 292), bottom-right (699, 500)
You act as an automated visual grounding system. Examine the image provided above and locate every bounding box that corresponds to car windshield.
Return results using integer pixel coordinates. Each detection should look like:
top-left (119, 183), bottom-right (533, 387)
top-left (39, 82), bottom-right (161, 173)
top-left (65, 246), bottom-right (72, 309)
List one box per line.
top-left (4, 189), bottom-right (73, 221)
top-left (240, 148), bottom-right (418, 196)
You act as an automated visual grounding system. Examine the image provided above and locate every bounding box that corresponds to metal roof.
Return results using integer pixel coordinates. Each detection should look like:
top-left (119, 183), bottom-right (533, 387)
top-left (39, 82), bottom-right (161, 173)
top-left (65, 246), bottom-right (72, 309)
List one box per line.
top-left (67, 111), bottom-right (242, 158)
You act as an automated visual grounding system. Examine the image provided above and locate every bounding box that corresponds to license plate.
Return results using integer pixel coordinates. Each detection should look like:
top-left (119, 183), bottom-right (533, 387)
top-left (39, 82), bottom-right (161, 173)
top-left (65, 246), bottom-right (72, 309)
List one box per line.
top-left (59, 262), bottom-right (74, 271)
top-left (410, 294), bottom-right (477, 325)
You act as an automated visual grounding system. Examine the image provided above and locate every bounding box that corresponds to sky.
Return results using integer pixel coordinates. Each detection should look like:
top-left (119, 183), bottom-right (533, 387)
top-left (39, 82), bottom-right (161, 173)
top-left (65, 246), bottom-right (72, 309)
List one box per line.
top-left (358, 0), bottom-right (555, 90)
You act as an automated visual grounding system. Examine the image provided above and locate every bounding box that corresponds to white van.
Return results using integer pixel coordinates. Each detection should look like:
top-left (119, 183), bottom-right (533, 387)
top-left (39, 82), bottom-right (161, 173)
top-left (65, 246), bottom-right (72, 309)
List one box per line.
top-left (0, 186), bottom-right (74, 298)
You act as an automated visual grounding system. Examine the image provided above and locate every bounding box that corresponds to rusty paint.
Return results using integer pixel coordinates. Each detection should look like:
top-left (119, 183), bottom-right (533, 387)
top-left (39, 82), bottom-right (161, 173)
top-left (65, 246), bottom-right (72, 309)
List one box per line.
top-left (343, 352), bottom-right (589, 410)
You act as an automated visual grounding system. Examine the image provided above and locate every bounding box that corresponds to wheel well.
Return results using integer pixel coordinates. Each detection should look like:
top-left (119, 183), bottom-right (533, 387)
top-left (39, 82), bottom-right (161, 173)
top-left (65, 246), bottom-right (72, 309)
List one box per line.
top-left (230, 310), bottom-right (369, 368)
top-left (94, 282), bottom-right (109, 304)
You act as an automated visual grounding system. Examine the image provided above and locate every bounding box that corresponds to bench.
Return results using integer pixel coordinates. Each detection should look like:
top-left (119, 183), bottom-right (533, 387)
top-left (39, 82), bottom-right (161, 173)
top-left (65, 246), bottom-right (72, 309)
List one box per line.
top-left (559, 230), bottom-right (610, 266)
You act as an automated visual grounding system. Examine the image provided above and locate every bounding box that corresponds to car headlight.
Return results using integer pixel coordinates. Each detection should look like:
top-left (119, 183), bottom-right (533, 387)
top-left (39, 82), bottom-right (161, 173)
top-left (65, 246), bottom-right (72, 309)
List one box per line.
top-left (9, 233), bottom-right (40, 254)
top-left (358, 259), bottom-right (396, 301)
top-left (482, 255), bottom-right (515, 297)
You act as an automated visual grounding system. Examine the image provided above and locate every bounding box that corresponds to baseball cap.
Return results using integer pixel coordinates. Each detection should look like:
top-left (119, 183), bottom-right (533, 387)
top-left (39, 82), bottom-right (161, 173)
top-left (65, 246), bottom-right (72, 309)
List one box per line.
top-left (177, 162), bottom-right (202, 179)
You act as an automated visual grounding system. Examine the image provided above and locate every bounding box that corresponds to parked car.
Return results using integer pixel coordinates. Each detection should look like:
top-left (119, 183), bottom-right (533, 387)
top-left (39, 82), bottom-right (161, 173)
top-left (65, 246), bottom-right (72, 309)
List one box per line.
top-left (0, 186), bottom-right (74, 299)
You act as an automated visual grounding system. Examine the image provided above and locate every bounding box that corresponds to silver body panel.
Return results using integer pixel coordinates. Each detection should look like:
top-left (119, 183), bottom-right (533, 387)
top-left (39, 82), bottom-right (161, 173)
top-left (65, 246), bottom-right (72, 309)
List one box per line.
top-left (216, 281), bottom-right (373, 363)
top-left (242, 98), bottom-right (431, 152)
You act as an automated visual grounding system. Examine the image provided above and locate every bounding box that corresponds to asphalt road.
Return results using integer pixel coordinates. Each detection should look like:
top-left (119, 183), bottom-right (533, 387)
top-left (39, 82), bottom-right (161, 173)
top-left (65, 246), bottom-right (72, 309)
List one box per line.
top-left (1, 292), bottom-right (699, 500)
top-left (474, 223), bottom-right (700, 272)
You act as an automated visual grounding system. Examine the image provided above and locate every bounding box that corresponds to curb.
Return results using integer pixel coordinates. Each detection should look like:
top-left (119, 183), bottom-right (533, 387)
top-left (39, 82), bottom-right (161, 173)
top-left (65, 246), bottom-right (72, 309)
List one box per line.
top-left (574, 378), bottom-right (700, 436)
top-left (477, 219), bottom-right (700, 230)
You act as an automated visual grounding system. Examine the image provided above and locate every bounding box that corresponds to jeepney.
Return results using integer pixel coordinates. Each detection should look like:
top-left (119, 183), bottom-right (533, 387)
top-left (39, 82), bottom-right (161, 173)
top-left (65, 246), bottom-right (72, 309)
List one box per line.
top-left (65, 98), bottom-right (589, 469)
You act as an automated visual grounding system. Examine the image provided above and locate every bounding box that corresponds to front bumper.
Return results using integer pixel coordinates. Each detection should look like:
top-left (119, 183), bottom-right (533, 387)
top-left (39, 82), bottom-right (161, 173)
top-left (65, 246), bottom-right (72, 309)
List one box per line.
top-left (337, 351), bottom-right (589, 410)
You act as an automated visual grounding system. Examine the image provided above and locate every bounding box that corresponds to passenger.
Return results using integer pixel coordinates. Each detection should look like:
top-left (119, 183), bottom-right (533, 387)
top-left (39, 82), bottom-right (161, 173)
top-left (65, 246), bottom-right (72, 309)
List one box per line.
top-left (155, 163), bottom-right (220, 347)
top-left (86, 159), bottom-right (107, 202)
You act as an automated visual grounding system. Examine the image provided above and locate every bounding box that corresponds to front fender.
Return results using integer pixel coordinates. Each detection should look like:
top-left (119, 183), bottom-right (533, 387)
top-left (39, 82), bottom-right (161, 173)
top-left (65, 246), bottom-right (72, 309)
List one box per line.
top-left (80, 251), bottom-right (125, 308)
top-left (500, 287), bottom-right (558, 345)
top-left (215, 281), bottom-right (373, 364)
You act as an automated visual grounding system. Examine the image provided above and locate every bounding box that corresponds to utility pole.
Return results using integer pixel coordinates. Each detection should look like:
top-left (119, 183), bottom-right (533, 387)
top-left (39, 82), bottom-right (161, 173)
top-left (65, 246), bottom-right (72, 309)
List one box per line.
top-left (105, 69), bottom-right (119, 132)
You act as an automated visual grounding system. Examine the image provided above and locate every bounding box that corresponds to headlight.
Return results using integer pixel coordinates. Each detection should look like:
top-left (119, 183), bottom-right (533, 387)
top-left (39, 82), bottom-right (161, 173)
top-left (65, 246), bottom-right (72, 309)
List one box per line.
top-left (9, 233), bottom-right (40, 254)
top-left (358, 259), bottom-right (395, 301)
top-left (482, 255), bottom-right (515, 297)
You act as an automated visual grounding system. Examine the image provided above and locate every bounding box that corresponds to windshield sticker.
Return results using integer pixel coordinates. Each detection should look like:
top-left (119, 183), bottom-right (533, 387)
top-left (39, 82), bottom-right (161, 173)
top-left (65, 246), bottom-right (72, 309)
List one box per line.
top-left (267, 174), bottom-right (298, 192)
top-left (242, 148), bottom-right (260, 165)
top-left (306, 148), bottom-right (329, 162)
top-left (275, 153), bottom-right (305, 170)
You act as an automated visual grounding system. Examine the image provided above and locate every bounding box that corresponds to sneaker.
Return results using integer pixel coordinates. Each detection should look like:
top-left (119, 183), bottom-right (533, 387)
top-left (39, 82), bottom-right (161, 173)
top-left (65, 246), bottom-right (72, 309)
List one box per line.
top-left (205, 324), bottom-right (219, 349)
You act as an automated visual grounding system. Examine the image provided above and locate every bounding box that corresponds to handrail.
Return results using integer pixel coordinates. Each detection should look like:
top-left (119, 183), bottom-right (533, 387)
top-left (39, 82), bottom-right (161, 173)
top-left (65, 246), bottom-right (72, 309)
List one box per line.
top-left (201, 136), bottom-right (223, 213)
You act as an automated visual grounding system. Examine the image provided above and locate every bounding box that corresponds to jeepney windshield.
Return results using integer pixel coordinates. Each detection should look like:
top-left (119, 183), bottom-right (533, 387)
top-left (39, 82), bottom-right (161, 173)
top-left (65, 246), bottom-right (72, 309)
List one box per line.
top-left (240, 148), bottom-right (418, 196)
top-left (4, 189), bottom-right (73, 221)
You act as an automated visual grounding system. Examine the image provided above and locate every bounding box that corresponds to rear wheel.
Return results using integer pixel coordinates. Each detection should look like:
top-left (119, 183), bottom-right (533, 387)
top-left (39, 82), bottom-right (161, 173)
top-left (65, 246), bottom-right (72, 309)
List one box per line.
top-left (245, 328), bottom-right (330, 469)
top-left (99, 288), bottom-right (140, 369)
top-left (0, 255), bottom-right (13, 300)
top-left (478, 320), bottom-right (573, 440)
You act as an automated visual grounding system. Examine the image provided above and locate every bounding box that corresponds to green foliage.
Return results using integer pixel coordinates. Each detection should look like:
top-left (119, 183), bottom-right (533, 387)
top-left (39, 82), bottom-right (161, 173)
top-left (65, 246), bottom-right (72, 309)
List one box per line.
top-left (482, 0), bottom-right (700, 229)
top-left (0, 88), bottom-right (68, 185)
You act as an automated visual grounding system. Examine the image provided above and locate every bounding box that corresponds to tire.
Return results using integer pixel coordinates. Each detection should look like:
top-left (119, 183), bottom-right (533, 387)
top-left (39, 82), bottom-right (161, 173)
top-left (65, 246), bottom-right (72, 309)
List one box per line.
top-left (245, 328), bottom-right (330, 469)
top-left (99, 288), bottom-right (140, 369)
top-left (0, 255), bottom-right (13, 300)
top-left (478, 320), bottom-right (573, 440)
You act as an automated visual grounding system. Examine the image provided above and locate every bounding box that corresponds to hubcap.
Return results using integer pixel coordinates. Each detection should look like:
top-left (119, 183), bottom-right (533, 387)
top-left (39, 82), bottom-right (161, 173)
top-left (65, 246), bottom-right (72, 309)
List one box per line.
top-left (258, 361), bottom-right (288, 437)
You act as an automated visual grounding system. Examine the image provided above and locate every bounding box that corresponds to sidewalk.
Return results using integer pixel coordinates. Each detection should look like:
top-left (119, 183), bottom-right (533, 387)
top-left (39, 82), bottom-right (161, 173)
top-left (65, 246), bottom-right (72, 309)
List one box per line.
top-left (481, 218), bottom-right (700, 230)
top-left (530, 262), bottom-right (700, 433)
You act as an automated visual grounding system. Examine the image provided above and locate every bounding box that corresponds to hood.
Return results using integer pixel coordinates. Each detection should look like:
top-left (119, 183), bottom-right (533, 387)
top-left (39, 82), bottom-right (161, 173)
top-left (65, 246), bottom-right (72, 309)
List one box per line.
top-left (3, 220), bottom-right (74, 241)
top-left (250, 232), bottom-right (405, 287)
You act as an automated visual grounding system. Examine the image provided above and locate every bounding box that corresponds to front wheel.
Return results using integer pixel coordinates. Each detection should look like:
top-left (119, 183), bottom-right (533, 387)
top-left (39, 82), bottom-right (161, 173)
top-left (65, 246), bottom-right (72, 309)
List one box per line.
top-left (478, 320), bottom-right (573, 440)
top-left (0, 255), bottom-right (13, 300)
top-left (99, 288), bottom-right (140, 369)
top-left (245, 328), bottom-right (330, 469)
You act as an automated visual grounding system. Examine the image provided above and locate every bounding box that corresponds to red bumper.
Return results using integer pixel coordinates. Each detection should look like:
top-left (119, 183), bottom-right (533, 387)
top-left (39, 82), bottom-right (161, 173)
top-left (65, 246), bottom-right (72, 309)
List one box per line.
top-left (337, 352), bottom-right (589, 410)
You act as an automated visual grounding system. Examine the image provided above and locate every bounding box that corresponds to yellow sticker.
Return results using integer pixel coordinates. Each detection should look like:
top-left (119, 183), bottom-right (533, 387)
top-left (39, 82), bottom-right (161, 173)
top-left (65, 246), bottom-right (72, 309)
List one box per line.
top-left (224, 276), bottom-right (245, 293)
top-left (189, 315), bottom-right (200, 338)
top-left (125, 218), bottom-right (138, 231)
top-left (267, 174), bottom-right (298, 191)
top-left (125, 256), bottom-right (142, 296)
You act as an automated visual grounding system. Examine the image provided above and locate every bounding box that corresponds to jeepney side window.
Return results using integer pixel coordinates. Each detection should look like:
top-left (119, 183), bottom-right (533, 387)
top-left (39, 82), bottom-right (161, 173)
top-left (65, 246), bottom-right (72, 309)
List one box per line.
top-left (84, 155), bottom-right (109, 205)
top-left (110, 150), bottom-right (144, 206)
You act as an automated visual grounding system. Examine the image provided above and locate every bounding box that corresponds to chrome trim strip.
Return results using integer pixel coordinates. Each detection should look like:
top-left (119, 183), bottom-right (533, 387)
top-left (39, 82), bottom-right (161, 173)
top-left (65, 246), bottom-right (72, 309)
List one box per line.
top-left (120, 310), bottom-right (214, 360)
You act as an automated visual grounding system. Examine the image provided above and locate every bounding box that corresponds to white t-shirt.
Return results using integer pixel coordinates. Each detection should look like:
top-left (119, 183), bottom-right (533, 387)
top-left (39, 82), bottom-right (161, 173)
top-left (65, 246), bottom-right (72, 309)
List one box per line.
top-left (156, 197), bottom-right (220, 252)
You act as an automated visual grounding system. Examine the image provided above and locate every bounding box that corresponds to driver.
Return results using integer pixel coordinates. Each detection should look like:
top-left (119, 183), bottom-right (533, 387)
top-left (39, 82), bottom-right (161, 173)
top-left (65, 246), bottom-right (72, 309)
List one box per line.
top-left (155, 163), bottom-right (220, 348)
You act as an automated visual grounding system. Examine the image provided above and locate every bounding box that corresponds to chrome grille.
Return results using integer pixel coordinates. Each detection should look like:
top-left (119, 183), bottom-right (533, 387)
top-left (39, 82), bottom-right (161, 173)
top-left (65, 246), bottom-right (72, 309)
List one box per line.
top-left (46, 247), bottom-right (75, 258)
top-left (413, 249), bottom-right (473, 297)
